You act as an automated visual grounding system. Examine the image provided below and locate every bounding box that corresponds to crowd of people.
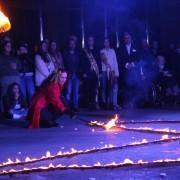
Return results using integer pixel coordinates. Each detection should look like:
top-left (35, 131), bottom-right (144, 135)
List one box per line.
top-left (0, 32), bottom-right (179, 127)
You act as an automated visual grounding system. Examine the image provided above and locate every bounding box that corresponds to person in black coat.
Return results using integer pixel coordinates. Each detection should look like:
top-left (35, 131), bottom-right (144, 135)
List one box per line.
top-left (63, 36), bottom-right (82, 111)
top-left (81, 36), bottom-right (101, 110)
top-left (118, 32), bottom-right (140, 108)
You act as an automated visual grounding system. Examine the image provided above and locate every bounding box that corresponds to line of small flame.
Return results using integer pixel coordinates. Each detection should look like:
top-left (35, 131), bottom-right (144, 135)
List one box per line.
top-left (0, 135), bottom-right (179, 169)
top-left (1, 158), bottom-right (180, 176)
top-left (89, 120), bottom-right (180, 135)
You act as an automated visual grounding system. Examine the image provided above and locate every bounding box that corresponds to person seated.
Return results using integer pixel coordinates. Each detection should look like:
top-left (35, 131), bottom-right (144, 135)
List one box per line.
top-left (28, 68), bottom-right (71, 128)
top-left (3, 82), bottom-right (28, 120)
top-left (156, 55), bottom-right (179, 105)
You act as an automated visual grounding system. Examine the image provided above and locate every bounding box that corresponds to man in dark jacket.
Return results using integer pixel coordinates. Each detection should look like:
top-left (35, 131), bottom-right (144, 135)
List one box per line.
top-left (63, 36), bottom-right (82, 111)
top-left (18, 43), bottom-right (35, 103)
top-left (119, 32), bottom-right (140, 108)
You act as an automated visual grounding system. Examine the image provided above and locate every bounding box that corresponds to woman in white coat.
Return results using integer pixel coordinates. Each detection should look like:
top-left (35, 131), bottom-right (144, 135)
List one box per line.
top-left (35, 41), bottom-right (55, 87)
top-left (100, 38), bottom-right (120, 110)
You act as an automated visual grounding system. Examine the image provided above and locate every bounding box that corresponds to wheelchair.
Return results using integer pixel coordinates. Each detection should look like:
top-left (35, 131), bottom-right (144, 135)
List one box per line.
top-left (148, 82), bottom-right (179, 106)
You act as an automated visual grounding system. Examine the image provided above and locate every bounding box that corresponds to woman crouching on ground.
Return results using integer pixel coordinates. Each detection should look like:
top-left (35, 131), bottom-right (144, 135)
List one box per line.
top-left (28, 68), bottom-right (69, 128)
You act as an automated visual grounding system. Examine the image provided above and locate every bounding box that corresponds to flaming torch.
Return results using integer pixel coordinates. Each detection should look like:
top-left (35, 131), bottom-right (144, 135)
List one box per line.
top-left (0, 10), bottom-right (11, 33)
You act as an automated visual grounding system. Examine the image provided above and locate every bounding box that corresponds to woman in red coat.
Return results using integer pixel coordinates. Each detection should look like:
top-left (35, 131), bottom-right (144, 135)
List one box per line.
top-left (28, 68), bottom-right (68, 128)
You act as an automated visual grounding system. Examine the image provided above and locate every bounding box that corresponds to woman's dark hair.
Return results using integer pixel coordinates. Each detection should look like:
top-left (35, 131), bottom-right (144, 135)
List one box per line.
top-left (40, 68), bottom-right (67, 88)
top-left (49, 41), bottom-right (59, 56)
top-left (3, 83), bottom-right (27, 114)
top-left (6, 82), bottom-right (24, 101)
top-left (37, 40), bottom-right (49, 63)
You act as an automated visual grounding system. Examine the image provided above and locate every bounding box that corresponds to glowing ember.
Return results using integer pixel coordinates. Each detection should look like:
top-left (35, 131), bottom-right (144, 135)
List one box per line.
top-left (57, 151), bottom-right (62, 155)
top-left (123, 158), bottom-right (134, 164)
top-left (71, 148), bottom-right (77, 153)
top-left (104, 114), bottom-right (119, 130)
top-left (46, 151), bottom-right (51, 158)
top-left (142, 139), bottom-right (148, 143)
top-left (7, 158), bottom-right (13, 164)
top-left (48, 163), bottom-right (55, 168)
top-left (137, 160), bottom-right (147, 164)
top-left (15, 158), bottom-right (20, 163)
top-left (94, 162), bottom-right (102, 166)
top-left (25, 157), bottom-right (31, 162)
top-left (68, 164), bottom-right (79, 168)
top-left (161, 135), bottom-right (169, 140)
top-left (108, 144), bottom-right (115, 148)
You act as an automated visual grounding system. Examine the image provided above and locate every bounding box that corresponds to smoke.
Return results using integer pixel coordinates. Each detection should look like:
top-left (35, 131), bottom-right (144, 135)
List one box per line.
top-left (125, 50), bottom-right (159, 107)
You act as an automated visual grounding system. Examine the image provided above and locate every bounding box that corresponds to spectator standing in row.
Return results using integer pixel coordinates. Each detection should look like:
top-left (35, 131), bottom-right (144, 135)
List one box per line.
top-left (0, 40), bottom-right (20, 111)
top-left (49, 41), bottom-right (64, 69)
top-left (119, 32), bottom-right (140, 108)
top-left (35, 40), bottom-right (55, 87)
top-left (63, 36), bottom-right (82, 112)
top-left (18, 43), bottom-right (35, 103)
top-left (81, 36), bottom-right (101, 110)
top-left (100, 38), bottom-right (120, 110)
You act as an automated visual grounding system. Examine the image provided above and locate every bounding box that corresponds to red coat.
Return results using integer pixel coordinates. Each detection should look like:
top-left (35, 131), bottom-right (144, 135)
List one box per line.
top-left (28, 82), bottom-right (66, 128)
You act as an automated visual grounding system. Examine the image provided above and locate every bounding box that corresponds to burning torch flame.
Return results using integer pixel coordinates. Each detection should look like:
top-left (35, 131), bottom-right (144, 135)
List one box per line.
top-left (0, 10), bottom-right (11, 33)
top-left (104, 114), bottom-right (119, 130)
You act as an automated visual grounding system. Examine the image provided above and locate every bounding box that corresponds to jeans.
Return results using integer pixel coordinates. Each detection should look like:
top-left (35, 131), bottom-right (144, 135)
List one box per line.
top-left (66, 74), bottom-right (80, 108)
top-left (83, 71), bottom-right (98, 107)
top-left (10, 108), bottom-right (28, 120)
top-left (20, 75), bottom-right (35, 103)
top-left (110, 83), bottom-right (118, 106)
top-left (101, 71), bottom-right (119, 106)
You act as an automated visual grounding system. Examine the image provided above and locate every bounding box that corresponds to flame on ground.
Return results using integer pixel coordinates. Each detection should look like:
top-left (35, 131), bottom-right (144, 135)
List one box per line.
top-left (104, 114), bottom-right (119, 130)
top-left (161, 135), bottom-right (169, 140)
top-left (1, 158), bottom-right (180, 175)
